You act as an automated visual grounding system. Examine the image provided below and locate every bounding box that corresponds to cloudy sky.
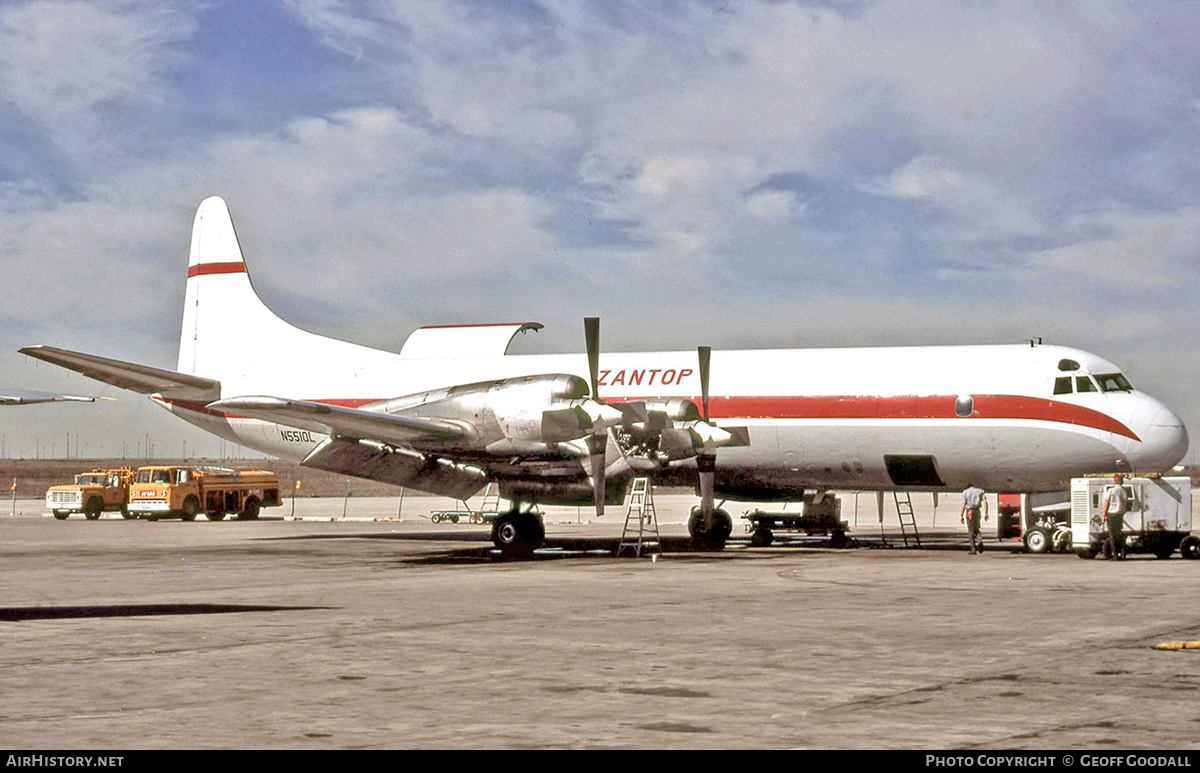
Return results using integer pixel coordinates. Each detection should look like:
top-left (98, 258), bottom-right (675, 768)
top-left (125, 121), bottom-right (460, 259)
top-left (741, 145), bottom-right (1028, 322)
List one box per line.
top-left (2, 0), bottom-right (1199, 462)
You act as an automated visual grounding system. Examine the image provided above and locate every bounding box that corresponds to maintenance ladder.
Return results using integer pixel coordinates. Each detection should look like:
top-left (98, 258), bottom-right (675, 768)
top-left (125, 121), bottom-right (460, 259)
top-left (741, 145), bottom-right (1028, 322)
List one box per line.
top-left (893, 491), bottom-right (921, 547)
top-left (617, 478), bottom-right (661, 557)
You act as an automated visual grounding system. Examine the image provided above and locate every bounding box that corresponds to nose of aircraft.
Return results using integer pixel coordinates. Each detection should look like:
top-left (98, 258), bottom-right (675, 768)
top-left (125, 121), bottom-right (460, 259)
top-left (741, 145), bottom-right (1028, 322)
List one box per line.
top-left (1129, 401), bottom-right (1189, 473)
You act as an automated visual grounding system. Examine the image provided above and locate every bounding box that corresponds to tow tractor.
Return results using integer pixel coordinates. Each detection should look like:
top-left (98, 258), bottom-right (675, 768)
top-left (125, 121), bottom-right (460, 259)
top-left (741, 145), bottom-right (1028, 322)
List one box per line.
top-left (1016, 490), bottom-right (1075, 554)
top-left (742, 493), bottom-right (850, 548)
top-left (1070, 475), bottom-right (1199, 560)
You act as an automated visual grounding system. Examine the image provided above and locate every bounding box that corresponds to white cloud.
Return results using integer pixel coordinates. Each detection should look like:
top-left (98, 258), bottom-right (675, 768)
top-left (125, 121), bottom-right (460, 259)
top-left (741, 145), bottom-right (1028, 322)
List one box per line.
top-left (5, 1), bottom-right (1200, 457)
top-left (1029, 206), bottom-right (1200, 289)
top-left (0, 0), bottom-right (197, 167)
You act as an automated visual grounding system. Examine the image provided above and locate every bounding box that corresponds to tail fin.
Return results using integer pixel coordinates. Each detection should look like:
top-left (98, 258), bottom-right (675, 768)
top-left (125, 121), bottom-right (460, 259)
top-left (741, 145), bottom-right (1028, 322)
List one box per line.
top-left (177, 197), bottom-right (390, 394)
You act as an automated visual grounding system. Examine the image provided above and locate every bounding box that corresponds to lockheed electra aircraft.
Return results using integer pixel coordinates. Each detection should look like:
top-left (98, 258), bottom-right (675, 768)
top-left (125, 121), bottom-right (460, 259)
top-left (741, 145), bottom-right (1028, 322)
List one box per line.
top-left (22, 197), bottom-right (1189, 556)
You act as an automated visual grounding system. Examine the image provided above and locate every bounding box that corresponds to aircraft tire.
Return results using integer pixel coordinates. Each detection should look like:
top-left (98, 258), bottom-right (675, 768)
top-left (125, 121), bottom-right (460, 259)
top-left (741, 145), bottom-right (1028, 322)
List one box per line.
top-left (492, 512), bottom-right (543, 558)
top-left (689, 507), bottom-right (732, 551)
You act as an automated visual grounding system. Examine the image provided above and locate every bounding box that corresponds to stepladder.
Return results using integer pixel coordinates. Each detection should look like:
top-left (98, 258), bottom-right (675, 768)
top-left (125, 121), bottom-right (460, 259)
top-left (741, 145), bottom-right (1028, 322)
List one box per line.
top-left (618, 477), bottom-right (661, 557)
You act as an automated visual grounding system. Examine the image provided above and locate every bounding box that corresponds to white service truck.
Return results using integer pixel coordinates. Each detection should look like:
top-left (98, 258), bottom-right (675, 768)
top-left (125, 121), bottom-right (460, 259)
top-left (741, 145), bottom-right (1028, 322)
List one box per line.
top-left (1070, 475), bottom-right (1200, 560)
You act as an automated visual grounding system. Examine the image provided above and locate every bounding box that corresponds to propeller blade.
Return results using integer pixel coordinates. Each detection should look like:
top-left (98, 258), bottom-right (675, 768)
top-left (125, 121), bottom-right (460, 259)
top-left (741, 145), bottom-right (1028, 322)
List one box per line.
top-left (698, 453), bottom-right (716, 522)
top-left (585, 317), bottom-right (601, 399)
top-left (589, 433), bottom-right (607, 517)
top-left (698, 345), bottom-right (711, 422)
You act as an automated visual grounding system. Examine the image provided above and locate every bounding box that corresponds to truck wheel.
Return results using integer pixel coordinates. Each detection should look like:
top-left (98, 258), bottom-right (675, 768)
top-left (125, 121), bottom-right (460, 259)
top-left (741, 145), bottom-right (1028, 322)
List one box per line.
top-left (53, 510), bottom-right (69, 520)
top-left (750, 528), bottom-right (773, 547)
top-left (207, 511), bottom-right (226, 522)
top-left (120, 506), bottom-right (134, 519)
top-left (431, 514), bottom-right (442, 524)
top-left (238, 498), bottom-right (260, 521)
top-left (180, 496), bottom-right (199, 521)
top-left (84, 498), bottom-right (103, 520)
top-left (1180, 535), bottom-right (1200, 560)
top-left (1023, 528), bottom-right (1050, 554)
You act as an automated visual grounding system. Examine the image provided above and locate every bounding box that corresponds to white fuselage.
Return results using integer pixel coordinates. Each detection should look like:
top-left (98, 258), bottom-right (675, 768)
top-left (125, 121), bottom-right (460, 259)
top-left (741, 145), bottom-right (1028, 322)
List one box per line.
top-left (161, 341), bottom-right (1188, 497)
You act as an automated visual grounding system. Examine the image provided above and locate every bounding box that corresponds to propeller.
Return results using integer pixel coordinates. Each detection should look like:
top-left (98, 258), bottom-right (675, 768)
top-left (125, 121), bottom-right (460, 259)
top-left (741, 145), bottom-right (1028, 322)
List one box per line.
top-left (696, 345), bottom-right (717, 533)
top-left (584, 317), bottom-right (613, 518)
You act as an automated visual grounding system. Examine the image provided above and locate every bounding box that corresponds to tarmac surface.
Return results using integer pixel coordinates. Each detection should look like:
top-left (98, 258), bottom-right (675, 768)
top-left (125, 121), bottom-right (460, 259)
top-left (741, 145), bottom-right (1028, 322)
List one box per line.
top-left (3, 492), bottom-right (1200, 750)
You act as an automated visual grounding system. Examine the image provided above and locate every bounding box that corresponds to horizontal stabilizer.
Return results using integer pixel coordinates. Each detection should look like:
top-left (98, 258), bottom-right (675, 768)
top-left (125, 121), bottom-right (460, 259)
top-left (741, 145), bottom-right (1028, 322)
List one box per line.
top-left (19, 346), bottom-right (220, 401)
top-left (208, 396), bottom-right (474, 446)
top-left (302, 437), bottom-right (487, 499)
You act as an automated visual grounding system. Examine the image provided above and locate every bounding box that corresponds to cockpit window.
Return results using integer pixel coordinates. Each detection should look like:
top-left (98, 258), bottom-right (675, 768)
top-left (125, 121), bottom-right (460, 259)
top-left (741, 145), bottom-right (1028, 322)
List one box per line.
top-left (1076, 376), bottom-right (1098, 393)
top-left (1095, 373), bottom-right (1134, 392)
top-left (1058, 358), bottom-right (1081, 372)
top-left (1054, 377), bottom-right (1073, 395)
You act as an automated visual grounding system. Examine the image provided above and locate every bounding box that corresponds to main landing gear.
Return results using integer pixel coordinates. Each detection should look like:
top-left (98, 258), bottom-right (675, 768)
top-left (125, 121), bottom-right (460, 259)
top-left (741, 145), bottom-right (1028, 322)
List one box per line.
top-left (491, 507), bottom-right (545, 559)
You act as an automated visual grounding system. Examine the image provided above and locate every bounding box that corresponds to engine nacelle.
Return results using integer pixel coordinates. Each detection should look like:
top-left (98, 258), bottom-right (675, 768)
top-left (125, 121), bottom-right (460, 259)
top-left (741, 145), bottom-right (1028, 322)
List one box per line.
top-left (369, 374), bottom-right (598, 451)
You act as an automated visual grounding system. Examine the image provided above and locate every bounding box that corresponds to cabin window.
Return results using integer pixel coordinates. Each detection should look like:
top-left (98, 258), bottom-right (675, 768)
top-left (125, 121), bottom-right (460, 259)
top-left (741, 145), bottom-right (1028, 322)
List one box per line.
top-left (1053, 377), bottom-right (1073, 395)
top-left (1076, 376), bottom-right (1098, 393)
top-left (1058, 358), bottom-right (1081, 372)
top-left (1095, 373), bottom-right (1134, 392)
top-left (954, 396), bottom-right (974, 417)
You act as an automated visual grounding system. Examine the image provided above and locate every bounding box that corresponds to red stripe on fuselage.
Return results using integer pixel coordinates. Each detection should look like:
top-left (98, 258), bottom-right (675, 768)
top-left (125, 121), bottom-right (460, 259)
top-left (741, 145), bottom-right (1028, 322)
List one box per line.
top-left (701, 394), bottom-right (1139, 441)
top-left (187, 262), bottom-right (246, 278)
top-left (164, 394), bottom-right (1139, 441)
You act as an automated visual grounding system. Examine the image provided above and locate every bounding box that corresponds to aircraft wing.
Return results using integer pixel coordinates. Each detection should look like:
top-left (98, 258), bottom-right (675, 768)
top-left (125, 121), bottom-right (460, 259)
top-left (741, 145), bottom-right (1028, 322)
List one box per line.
top-left (207, 396), bottom-right (475, 446)
top-left (19, 346), bottom-right (220, 401)
top-left (209, 396), bottom-right (488, 500)
top-left (0, 389), bottom-right (99, 405)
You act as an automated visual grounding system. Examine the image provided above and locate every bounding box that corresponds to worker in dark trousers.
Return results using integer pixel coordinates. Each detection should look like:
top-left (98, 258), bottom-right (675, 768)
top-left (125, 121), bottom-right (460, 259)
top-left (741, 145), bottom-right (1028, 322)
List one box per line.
top-left (960, 484), bottom-right (988, 554)
top-left (1102, 473), bottom-right (1129, 560)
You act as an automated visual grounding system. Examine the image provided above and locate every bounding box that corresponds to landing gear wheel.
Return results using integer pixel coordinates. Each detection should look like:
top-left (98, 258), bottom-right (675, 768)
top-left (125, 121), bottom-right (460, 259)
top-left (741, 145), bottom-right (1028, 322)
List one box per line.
top-left (492, 511), bottom-right (545, 559)
top-left (1180, 535), bottom-right (1200, 560)
top-left (1023, 527), bottom-right (1051, 554)
top-left (688, 507), bottom-right (732, 551)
